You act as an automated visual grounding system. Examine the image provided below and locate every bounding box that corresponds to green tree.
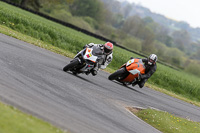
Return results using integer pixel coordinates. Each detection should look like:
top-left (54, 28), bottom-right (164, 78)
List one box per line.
top-left (191, 49), bottom-right (200, 60)
top-left (154, 40), bottom-right (167, 60)
top-left (10, 0), bottom-right (21, 4)
top-left (70, 0), bottom-right (104, 22)
top-left (165, 48), bottom-right (184, 66)
top-left (10, 0), bottom-right (42, 11)
top-left (21, 0), bottom-right (41, 11)
top-left (122, 37), bottom-right (142, 52)
top-left (121, 4), bottom-right (132, 18)
top-left (184, 60), bottom-right (200, 77)
top-left (122, 15), bottom-right (143, 37)
top-left (143, 17), bottom-right (154, 25)
top-left (111, 13), bottom-right (124, 28)
top-left (98, 24), bottom-right (116, 39)
top-left (122, 16), bottom-right (156, 54)
top-left (172, 30), bottom-right (191, 51)
top-left (140, 26), bottom-right (155, 54)
top-left (154, 26), bottom-right (173, 47)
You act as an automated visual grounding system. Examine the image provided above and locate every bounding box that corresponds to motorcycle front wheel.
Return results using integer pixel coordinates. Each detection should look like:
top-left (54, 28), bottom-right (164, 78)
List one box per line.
top-left (63, 59), bottom-right (80, 72)
top-left (108, 67), bottom-right (126, 80)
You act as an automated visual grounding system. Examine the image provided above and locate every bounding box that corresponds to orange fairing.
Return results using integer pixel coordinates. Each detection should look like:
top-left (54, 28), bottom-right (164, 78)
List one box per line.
top-left (122, 59), bottom-right (145, 82)
top-left (126, 59), bottom-right (145, 74)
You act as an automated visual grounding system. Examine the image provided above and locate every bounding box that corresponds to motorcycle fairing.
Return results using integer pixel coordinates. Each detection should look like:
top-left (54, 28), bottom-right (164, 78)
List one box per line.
top-left (126, 59), bottom-right (135, 66)
top-left (83, 48), bottom-right (98, 63)
top-left (121, 59), bottom-right (145, 82)
top-left (79, 63), bottom-right (95, 72)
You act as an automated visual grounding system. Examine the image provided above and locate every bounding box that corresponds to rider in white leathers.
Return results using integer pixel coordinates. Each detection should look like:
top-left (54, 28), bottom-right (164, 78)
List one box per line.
top-left (84, 42), bottom-right (113, 75)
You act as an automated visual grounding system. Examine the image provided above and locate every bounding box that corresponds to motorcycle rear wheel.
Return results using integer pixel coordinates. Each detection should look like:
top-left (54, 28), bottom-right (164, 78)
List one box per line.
top-left (108, 67), bottom-right (126, 80)
top-left (63, 59), bottom-right (79, 72)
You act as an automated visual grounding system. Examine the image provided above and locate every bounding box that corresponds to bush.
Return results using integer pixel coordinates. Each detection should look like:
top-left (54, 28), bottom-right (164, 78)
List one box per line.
top-left (82, 16), bottom-right (99, 29)
top-left (185, 61), bottom-right (200, 77)
top-left (122, 37), bottom-right (142, 52)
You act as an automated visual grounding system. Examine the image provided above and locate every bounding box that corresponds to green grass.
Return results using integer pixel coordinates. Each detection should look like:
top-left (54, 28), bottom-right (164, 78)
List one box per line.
top-left (150, 64), bottom-right (200, 101)
top-left (0, 1), bottom-right (200, 102)
top-left (0, 102), bottom-right (67, 133)
top-left (130, 108), bottom-right (200, 133)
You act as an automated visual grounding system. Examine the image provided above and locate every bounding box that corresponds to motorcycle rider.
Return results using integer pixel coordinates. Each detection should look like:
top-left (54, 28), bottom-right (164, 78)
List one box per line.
top-left (84, 42), bottom-right (113, 76)
top-left (132, 54), bottom-right (157, 88)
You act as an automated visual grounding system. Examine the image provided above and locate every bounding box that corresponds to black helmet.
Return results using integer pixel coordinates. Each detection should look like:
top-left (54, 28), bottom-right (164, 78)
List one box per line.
top-left (148, 54), bottom-right (158, 65)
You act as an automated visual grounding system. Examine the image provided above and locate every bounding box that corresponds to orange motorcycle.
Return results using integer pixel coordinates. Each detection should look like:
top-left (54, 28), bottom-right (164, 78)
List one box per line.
top-left (108, 58), bottom-right (145, 85)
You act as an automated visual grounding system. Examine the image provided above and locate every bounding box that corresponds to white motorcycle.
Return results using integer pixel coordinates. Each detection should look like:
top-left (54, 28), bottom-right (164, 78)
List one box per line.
top-left (63, 46), bottom-right (105, 75)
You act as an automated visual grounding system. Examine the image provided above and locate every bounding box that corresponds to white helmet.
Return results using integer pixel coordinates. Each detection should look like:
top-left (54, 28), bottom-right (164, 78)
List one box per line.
top-left (148, 54), bottom-right (158, 65)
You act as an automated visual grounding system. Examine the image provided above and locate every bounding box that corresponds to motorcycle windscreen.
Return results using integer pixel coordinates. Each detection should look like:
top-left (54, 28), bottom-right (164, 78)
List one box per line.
top-left (92, 46), bottom-right (103, 56)
top-left (122, 63), bottom-right (145, 82)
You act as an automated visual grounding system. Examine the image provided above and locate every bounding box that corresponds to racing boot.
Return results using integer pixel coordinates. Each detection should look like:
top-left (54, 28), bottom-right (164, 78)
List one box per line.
top-left (132, 82), bottom-right (137, 87)
top-left (131, 78), bottom-right (137, 87)
top-left (91, 69), bottom-right (98, 76)
top-left (91, 63), bottom-right (100, 76)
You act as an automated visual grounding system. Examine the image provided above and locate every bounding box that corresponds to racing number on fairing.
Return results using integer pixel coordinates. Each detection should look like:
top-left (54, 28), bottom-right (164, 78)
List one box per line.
top-left (86, 53), bottom-right (92, 58)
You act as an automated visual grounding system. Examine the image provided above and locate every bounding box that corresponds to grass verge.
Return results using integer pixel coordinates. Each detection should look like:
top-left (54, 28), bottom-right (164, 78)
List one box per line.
top-left (128, 107), bottom-right (200, 133)
top-left (0, 101), bottom-right (68, 133)
top-left (146, 83), bottom-right (200, 107)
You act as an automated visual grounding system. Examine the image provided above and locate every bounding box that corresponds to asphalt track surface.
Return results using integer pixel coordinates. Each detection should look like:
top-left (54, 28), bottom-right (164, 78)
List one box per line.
top-left (0, 33), bottom-right (200, 133)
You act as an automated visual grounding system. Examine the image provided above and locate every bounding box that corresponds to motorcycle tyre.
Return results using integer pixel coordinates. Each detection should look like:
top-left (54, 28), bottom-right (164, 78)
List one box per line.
top-left (63, 59), bottom-right (79, 72)
top-left (108, 67), bottom-right (126, 80)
